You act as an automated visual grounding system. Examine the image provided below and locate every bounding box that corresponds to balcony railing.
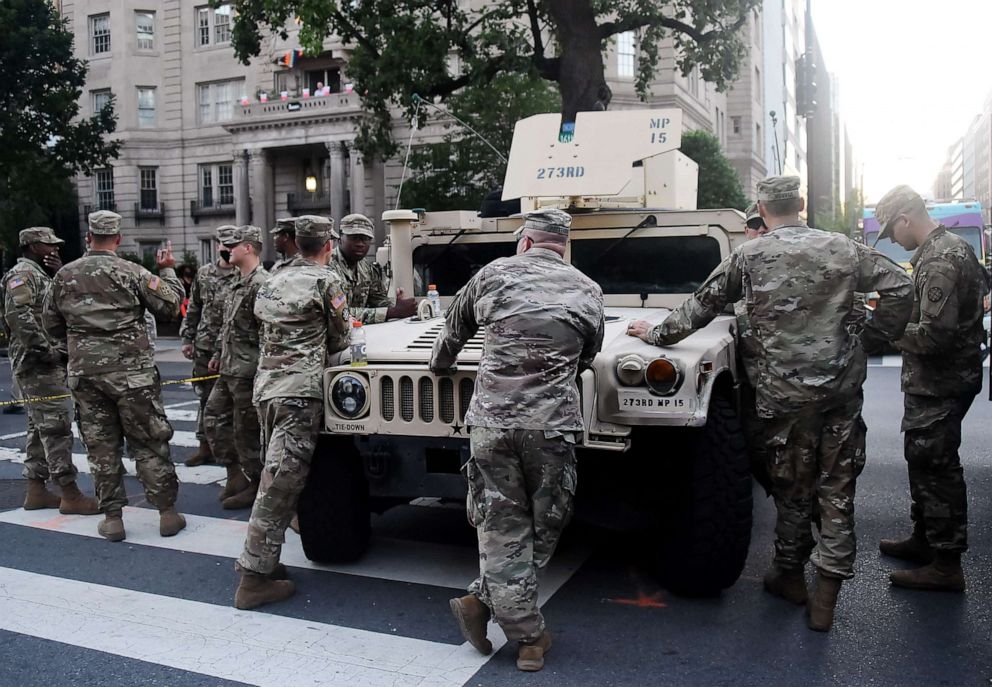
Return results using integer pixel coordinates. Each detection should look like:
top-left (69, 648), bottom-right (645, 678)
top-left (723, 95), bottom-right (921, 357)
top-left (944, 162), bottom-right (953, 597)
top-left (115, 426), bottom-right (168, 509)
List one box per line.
top-left (287, 192), bottom-right (331, 212)
top-left (190, 200), bottom-right (236, 224)
top-left (232, 92), bottom-right (362, 126)
top-left (135, 202), bottom-right (166, 225)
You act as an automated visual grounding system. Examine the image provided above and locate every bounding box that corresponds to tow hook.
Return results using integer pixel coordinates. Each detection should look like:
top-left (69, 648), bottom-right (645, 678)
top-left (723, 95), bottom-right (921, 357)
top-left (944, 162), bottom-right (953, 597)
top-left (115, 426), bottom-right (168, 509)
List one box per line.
top-left (365, 451), bottom-right (390, 481)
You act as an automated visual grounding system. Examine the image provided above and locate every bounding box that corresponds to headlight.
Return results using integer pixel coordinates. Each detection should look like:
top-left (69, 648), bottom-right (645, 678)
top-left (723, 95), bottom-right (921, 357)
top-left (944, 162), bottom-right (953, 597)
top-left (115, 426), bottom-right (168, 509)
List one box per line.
top-left (645, 357), bottom-right (682, 396)
top-left (616, 354), bottom-right (646, 386)
top-left (330, 372), bottom-right (370, 419)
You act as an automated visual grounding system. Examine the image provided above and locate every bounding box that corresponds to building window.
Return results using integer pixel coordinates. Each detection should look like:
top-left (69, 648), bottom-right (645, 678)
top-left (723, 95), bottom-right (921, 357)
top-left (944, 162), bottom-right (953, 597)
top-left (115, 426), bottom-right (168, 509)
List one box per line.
top-left (197, 4), bottom-right (232, 47)
top-left (200, 238), bottom-right (215, 265)
top-left (617, 31), bottom-right (636, 78)
top-left (689, 67), bottom-right (699, 98)
top-left (136, 11), bottom-right (155, 51)
top-left (732, 116), bottom-right (742, 135)
top-left (137, 87), bottom-right (156, 128)
top-left (89, 14), bottom-right (111, 55)
top-left (756, 123), bottom-right (763, 151)
top-left (199, 163), bottom-right (234, 207)
top-left (95, 168), bottom-right (114, 210)
top-left (754, 66), bottom-right (761, 95)
top-left (197, 79), bottom-right (242, 124)
top-left (91, 89), bottom-right (112, 115)
top-left (139, 168), bottom-right (158, 210)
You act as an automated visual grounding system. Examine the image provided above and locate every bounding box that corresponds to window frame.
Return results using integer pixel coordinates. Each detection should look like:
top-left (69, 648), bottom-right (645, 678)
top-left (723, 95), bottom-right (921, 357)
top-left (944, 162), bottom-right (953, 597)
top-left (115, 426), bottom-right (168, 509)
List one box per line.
top-left (91, 88), bottom-right (112, 116)
top-left (195, 4), bottom-right (233, 48)
top-left (198, 162), bottom-right (235, 208)
top-left (135, 11), bottom-right (155, 51)
top-left (616, 31), bottom-right (636, 79)
top-left (89, 13), bottom-right (111, 56)
top-left (137, 86), bottom-right (156, 128)
top-left (197, 79), bottom-right (242, 124)
top-left (139, 167), bottom-right (158, 210)
top-left (95, 168), bottom-right (115, 210)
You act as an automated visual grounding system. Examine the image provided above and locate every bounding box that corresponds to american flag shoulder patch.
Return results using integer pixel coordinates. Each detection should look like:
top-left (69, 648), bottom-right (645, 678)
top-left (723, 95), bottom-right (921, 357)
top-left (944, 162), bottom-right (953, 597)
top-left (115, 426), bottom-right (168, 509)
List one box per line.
top-left (148, 276), bottom-right (160, 291)
top-left (7, 278), bottom-right (24, 289)
top-left (332, 291), bottom-right (346, 310)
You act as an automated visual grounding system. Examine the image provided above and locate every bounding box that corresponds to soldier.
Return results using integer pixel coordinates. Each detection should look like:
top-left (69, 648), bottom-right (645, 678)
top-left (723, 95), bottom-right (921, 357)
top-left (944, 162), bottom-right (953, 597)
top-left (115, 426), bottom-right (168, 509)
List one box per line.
top-left (42, 210), bottom-right (187, 542)
top-left (205, 226), bottom-right (269, 509)
top-left (1, 227), bottom-right (98, 514)
top-left (874, 185), bottom-right (987, 592)
top-left (429, 209), bottom-right (605, 672)
top-left (627, 177), bottom-right (913, 632)
top-left (179, 225), bottom-right (238, 466)
top-left (269, 217), bottom-right (298, 274)
top-left (331, 213), bottom-right (416, 323)
top-left (234, 215), bottom-right (350, 610)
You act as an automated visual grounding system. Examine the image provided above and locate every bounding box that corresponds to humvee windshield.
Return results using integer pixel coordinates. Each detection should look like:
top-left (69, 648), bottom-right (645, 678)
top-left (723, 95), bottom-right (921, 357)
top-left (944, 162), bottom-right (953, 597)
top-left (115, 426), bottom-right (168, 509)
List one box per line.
top-left (413, 235), bottom-right (722, 296)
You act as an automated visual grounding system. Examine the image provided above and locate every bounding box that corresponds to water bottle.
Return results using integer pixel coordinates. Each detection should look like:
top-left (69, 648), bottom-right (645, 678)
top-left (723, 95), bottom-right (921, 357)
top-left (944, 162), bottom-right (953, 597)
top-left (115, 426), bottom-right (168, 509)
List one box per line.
top-left (427, 284), bottom-right (441, 318)
top-left (350, 321), bottom-right (367, 366)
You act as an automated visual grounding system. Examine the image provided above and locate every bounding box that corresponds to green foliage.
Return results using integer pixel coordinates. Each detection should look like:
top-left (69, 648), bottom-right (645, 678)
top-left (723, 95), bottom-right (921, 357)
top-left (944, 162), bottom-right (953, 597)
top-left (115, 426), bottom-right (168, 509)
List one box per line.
top-left (400, 74), bottom-right (560, 211)
top-left (180, 250), bottom-right (199, 269)
top-left (679, 130), bottom-right (747, 210)
top-left (0, 0), bottom-right (120, 250)
top-left (119, 251), bottom-right (159, 275)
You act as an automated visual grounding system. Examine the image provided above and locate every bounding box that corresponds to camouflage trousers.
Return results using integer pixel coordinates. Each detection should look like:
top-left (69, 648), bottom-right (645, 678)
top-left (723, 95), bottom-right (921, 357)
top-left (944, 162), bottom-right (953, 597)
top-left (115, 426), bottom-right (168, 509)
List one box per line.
top-left (191, 352), bottom-right (217, 442)
top-left (740, 379), bottom-right (773, 496)
top-left (902, 393), bottom-right (974, 553)
top-left (69, 368), bottom-right (178, 513)
top-left (465, 427), bottom-right (577, 643)
top-left (766, 393), bottom-right (866, 580)
top-left (15, 366), bottom-right (76, 486)
top-left (238, 397), bottom-right (322, 575)
top-left (204, 374), bottom-right (262, 480)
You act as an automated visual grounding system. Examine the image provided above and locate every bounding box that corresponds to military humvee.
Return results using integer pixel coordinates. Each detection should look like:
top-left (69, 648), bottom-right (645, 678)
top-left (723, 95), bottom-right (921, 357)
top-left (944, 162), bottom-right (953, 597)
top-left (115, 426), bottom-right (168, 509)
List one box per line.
top-left (297, 109), bottom-right (753, 595)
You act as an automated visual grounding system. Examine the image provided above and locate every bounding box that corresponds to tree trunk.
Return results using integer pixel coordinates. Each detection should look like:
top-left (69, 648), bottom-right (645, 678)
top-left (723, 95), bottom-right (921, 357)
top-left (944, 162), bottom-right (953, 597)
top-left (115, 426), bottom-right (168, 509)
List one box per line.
top-left (546, 0), bottom-right (611, 124)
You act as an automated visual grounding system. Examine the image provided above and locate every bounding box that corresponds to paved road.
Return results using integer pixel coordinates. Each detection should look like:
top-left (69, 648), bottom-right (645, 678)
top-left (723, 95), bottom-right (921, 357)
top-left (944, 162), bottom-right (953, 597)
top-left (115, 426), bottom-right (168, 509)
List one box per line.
top-left (0, 350), bottom-right (989, 686)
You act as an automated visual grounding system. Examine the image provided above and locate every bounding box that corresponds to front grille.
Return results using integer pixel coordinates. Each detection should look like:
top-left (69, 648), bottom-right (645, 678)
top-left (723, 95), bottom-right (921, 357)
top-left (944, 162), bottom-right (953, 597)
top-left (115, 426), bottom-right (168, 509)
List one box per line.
top-left (400, 376), bottom-right (414, 421)
top-left (459, 377), bottom-right (474, 421)
top-left (419, 377), bottom-right (434, 422)
top-left (374, 369), bottom-right (475, 431)
top-left (439, 377), bottom-right (455, 423)
top-left (381, 376), bottom-right (394, 421)
top-left (407, 322), bottom-right (485, 351)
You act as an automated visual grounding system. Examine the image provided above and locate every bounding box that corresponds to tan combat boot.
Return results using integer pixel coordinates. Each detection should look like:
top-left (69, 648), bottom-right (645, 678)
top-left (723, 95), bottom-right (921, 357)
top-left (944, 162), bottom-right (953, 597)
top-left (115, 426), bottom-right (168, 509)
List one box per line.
top-left (234, 571), bottom-right (296, 610)
top-left (222, 479), bottom-right (260, 510)
top-left (98, 510), bottom-right (126, 542)
top-left (763, 566), bottom-right (808, 605)
top-left (184, 440), bottom-right (214, 467)
top-left (58, 481), bottom-right (100, 515)
top-left (449, 594), bottom-right (492, 655)
top-left (159, 507), bottom-right (187, 537)
top-left (879, 524), bottom-right (934, 565)
top-left (219, 466), bottom-right (250, 501)
top-left (23, 478), bottom-right (61, 510)
top-left (807, 573), bottom-right (843, 632)
top-left (517, 631), bottom-right (553, 672)
top-left (889, 551), bottom-right (965, 592)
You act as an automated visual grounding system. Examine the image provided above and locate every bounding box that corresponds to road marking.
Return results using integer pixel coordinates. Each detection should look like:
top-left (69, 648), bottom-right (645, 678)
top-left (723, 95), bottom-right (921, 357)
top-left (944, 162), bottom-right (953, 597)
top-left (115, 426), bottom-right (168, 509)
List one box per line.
top-left (164, 400), bottom-right (201, 409)
top-left (0, 566), bottom-right (493, 687)
top-left (0, 408), bottom-right (196, 442)
top-left (867, 356), bottom-right (990, 368)
top-left (0, 447), bottom-right (225, 486)
top-left (70, 425), bottom-right (200, 449)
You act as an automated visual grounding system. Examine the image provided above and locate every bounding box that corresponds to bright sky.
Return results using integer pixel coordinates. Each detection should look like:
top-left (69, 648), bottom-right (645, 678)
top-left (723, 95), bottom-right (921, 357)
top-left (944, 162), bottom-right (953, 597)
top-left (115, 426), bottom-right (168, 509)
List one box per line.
top-left (812, 0), bottom-right (992, 202)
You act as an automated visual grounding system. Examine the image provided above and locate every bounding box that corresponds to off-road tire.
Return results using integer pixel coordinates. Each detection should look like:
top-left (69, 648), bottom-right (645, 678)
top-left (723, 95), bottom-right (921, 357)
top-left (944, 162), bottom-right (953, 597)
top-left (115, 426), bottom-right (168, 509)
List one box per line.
top-left (297, 435), bottom-right (371, 563)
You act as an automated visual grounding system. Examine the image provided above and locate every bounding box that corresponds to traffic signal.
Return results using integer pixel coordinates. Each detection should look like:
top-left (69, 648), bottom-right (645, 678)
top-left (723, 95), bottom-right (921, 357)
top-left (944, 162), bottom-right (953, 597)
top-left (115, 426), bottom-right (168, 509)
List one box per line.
top-left (796, 52), bottom-right (817, 117)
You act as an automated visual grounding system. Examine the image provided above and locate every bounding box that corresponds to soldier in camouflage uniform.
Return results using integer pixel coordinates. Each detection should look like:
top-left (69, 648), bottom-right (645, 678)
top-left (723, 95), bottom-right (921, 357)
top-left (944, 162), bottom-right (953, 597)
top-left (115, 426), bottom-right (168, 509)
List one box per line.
top-left (873, 185), bottom-right (988, 592)
top-left (179, 225), bottom-right (238, 466)
top-left (1, 227), bottom-right (99, 514)
top-left (234, 215), bottom-right (350, 610)
top-left (628, 177), bottom-right (913, 632)
top-left (205, 226), bottom-right (269, 509)
top-left (269, 217), bottom-right (298, 274)
top-left (42, 211), bottom-right (187, 542)
top-left (429, 209), bottom-right (605, 672)
top-left (330, 213), bottom-right (415, 323)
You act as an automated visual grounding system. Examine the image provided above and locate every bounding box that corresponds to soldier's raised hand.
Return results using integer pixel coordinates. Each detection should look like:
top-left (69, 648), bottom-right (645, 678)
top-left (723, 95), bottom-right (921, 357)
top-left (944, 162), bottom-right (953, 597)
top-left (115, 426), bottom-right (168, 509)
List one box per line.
top-left (156, 240), bottom-right (176, 270)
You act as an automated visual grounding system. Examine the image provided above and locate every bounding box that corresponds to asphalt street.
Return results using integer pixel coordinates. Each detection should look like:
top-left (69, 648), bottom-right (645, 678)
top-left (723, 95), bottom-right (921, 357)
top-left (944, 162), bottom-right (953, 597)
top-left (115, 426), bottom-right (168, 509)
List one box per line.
top-left (0, 345), bottom-right (989, 686)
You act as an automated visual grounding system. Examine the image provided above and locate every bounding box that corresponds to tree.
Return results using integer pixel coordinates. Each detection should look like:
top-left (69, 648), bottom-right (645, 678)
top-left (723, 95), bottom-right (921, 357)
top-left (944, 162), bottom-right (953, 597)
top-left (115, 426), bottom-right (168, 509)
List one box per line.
top-left (231, 0), bottom-right (759, 156)
top-left (400, 74), bottom-right (560, 211)
top-left (680, 130), bottom-right (747, 210)
top-left (0, 0), bottom-right (120, 251)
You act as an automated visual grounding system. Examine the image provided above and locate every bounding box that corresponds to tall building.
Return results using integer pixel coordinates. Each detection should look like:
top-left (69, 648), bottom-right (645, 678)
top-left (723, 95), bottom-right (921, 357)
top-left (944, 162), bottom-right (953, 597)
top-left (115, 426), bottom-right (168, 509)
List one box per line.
top-left (762, 0), bottom-right (808, 186)
top-left (724, 8), bottom-right (768, 198)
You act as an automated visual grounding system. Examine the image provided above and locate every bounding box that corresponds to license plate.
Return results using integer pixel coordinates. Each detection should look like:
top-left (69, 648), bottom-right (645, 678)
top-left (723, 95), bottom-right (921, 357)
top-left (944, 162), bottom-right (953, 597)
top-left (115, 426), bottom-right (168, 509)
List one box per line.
top-left (617, 390), bottom-right (694, 411)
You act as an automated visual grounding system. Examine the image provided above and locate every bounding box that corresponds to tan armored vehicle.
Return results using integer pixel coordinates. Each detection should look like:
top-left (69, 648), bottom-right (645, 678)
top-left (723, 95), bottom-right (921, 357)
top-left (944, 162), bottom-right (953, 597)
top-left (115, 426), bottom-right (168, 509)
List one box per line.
top-left (298, 109), bottom-right (753, 595)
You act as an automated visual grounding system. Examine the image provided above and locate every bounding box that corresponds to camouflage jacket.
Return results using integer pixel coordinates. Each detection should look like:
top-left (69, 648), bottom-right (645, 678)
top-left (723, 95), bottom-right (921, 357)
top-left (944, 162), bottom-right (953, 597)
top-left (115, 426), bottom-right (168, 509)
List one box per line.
top-left (43, 250), bottom-right (183, 376)
top-left (650, 224), bottom-right (913, 417)
top-left (430, 247), bottom-right (605, 431)
top-left (897, 226), bottom-right (988, 397)
top-left (269, 256), bottom-right (293, 275)
top-left (180, 261), bottom-right (236, 354)
top-left (1, 258), bottom-right (63, 372)
top-left (252, 256), bottom-right (350, 403)
top-left (214, 265), bottom-right (269, 379)
top-left (329, 246), bottom-right (391, 324)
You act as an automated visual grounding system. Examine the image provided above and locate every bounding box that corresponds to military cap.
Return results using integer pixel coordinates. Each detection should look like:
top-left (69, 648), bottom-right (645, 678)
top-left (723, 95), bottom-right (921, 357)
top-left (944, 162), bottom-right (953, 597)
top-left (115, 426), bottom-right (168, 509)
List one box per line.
top-left (513, 208), bottom-right (572, 237)
top-left (756, 176), bottom-right (802, 202)
top-left (88, 210), bottom-right (122, 235)
top-left (744, 202), bottom-right (761, 224)
top-left (874, 185), bottom-right (926, 240)
top-left (225, 225), bottom-right (262, 246)
top-left (19, 226), bottom-right (65, 246)
top-left (270, 216), bottom-right (298, 236)
top-left (296, 215), bottom-right (336, 241)
top-left (214, 224), bottom-right (238, 243)
top-left (339, 213), bottom-right (375, 238)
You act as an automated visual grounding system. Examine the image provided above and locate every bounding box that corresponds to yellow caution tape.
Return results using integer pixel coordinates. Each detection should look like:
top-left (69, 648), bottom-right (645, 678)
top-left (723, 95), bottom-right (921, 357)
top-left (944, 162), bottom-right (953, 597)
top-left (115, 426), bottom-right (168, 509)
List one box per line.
top-left (0, 374), bottom-right (220, 407)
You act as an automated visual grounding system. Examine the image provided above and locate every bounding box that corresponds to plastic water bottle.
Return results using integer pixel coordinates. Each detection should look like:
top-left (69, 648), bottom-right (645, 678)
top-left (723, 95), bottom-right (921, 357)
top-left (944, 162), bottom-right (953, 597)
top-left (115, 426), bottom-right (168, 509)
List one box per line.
top-left (427, 284), bottom-right (441, 318)
top-left (350, 321), bottom-right (367, 366)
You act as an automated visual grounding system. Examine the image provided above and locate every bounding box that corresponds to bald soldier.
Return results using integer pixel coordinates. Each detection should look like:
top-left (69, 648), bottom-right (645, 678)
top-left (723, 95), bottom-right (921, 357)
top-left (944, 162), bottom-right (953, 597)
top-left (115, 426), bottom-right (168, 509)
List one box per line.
top-left (628, 177), bottom-right (913, 632)
top-left (874, 185), bottom-right (988, 592)
top-left (43, 211), bottom-right (187, 542)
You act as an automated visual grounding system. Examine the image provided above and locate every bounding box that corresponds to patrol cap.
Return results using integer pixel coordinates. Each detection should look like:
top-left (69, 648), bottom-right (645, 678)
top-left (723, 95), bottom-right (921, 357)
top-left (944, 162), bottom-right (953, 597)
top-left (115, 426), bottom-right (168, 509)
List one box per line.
top-left (744, 202), bottom-right (761, 224)
top-left (756, 175), bottom-right (802, 202)
top-left (19, 226), bottom-right (65, 246)
top-left (512, 208), bottom-right (572, 237)
top-left (214, 224), bottom-right (238, 244)
top-left (225, 225), bottom-right (262, 246)
top-left (270, 216), bottom-right (297, 236)
top-left (339, 213), bottom-right (375, 238)
top-left (296, 215), bottom-right (336, 241)
top-left (874, 185), bottom-right (926, 241)
top-left (88, 210), bottom-right (122, 235)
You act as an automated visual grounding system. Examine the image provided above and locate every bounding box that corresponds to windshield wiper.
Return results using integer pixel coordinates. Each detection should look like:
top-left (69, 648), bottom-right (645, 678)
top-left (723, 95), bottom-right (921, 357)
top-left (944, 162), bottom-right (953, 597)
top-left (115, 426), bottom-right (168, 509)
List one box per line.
top-left (595, 215), bottom-right (657, 265)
